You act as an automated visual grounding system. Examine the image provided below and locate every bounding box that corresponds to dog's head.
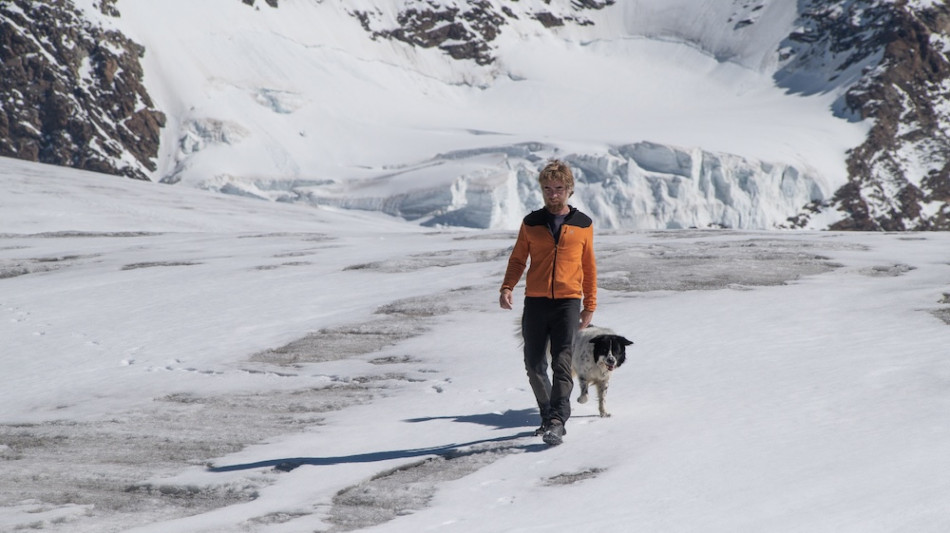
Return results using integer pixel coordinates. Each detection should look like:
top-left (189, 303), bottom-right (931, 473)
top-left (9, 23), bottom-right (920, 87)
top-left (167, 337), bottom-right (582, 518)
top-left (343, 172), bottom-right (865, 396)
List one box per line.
top-left (589, 334), bottom-right (633, 371)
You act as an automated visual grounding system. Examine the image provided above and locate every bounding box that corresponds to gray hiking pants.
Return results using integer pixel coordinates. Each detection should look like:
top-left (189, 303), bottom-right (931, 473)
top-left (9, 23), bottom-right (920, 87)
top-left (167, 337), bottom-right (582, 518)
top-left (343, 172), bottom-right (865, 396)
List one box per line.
top-left (521, 297), bottom-right (580, 426)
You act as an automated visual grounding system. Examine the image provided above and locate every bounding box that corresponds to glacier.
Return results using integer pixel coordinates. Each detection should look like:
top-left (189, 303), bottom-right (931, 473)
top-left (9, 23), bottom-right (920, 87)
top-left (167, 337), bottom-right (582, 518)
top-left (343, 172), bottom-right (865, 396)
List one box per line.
top-left (206, 142), bottom-right (827, 230)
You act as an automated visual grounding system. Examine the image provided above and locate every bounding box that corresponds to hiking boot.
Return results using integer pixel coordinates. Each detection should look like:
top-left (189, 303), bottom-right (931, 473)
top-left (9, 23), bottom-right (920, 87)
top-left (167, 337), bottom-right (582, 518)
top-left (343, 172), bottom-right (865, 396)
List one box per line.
top-left (534, 420), bottom-right (568, 437)
top-left (542, 420), bottom-right (565, 446)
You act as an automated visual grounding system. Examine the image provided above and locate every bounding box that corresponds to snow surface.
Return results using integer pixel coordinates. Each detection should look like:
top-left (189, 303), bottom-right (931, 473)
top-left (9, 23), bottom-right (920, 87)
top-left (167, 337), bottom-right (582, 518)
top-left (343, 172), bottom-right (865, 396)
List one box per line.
top-left (3, 157), bottom-right (950, 532)
top-left (64, 0), bottom-right (869, 230)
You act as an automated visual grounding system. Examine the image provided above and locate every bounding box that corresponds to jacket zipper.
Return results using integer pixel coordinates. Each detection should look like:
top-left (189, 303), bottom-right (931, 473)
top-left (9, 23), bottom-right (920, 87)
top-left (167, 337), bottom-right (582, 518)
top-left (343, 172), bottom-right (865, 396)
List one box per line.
top-left (550, 228), bottom-right (559, 299)
top-left (549, 209), bottom-right (573, 299)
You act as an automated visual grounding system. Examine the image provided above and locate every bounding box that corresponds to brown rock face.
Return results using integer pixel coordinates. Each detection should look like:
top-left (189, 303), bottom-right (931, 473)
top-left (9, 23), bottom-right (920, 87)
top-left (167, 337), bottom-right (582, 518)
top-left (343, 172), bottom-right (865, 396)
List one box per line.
top-left (835, 3), bottom-right (950, 230)
top-left (780, 1), bottom-right (950, 231)
top-left (0, 0), bottom-right (165, 180)
top-left (352, 1), bottom-right (613, 66)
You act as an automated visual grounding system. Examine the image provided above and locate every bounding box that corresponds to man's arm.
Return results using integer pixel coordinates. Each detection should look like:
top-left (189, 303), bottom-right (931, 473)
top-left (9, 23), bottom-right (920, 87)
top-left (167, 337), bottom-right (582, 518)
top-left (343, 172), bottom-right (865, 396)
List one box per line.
top-left (580, 228), bottom-right (597, 328)
top-left (499, 225), bottom-right (529, 310)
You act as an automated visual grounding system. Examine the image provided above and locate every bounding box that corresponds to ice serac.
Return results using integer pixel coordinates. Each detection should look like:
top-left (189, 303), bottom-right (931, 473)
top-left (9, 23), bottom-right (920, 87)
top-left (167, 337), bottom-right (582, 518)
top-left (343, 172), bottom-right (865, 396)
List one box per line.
top-left (294, 142), bottom-right (825, 230)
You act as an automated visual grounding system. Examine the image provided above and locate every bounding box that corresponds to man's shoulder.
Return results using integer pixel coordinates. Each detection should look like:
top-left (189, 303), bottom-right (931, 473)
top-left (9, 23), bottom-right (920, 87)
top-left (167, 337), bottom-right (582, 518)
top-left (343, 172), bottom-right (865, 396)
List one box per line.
top-left (523, 209), bottom-right (549, 226)
top-left (565, 209), bottom-right (593, 229)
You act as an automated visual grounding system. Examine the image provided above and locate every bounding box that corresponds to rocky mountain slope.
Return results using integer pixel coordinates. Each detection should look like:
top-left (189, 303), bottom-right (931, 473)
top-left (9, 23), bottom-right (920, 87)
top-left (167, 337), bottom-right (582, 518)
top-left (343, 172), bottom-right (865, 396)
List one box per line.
top-left (778, 0), bottom-right (950, 230)
top-left (833, 1), bottom-right (950, 230)
top-left (2, 0), bottom-right (950, 230)
top-left (0, 0), bottom-right (164, 180)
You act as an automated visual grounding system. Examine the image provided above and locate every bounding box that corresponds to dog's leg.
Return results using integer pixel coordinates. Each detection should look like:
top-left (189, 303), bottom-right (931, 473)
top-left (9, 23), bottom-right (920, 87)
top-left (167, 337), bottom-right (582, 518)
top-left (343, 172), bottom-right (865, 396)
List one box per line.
top-left (577, 377), bottom-right (589, 404)
top-left (596, 381), bottom-right (610, 417)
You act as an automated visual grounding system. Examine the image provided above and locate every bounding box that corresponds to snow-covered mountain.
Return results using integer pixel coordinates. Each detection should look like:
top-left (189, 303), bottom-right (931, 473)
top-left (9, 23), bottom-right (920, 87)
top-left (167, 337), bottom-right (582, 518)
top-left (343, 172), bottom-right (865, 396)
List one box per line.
top-left (3, 0), bottom-right (950, 230)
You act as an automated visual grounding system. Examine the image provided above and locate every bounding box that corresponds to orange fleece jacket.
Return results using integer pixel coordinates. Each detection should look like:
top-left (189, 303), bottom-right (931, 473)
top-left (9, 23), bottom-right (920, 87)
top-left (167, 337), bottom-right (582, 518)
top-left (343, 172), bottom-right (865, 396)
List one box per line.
top-left (501, 207), bottom-right (597, 311)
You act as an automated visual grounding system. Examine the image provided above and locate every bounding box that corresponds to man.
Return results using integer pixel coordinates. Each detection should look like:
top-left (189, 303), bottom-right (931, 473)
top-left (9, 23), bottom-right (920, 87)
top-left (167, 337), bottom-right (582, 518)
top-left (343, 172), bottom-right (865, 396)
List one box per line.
top-left (499, 159), bottom-right (597, 445)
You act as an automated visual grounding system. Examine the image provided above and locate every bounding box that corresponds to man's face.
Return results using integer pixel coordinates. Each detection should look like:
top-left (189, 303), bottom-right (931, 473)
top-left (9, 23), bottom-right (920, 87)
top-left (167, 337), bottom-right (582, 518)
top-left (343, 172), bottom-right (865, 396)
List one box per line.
top-left (541, 180), bottom-right (571, 212)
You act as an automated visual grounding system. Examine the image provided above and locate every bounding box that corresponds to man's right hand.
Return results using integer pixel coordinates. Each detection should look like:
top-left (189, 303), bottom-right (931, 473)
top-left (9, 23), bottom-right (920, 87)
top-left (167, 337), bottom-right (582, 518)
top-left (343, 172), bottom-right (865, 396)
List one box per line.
top-left (499, 288), bottom-right (513, 310)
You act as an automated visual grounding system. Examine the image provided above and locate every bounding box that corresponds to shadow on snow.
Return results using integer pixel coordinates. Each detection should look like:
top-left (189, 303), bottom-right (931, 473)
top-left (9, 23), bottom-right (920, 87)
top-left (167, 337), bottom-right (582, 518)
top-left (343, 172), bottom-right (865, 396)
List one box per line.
top-left (404, 407), bottom-right (539, 430)
top-left (207, 409), bottom-right (545, 473)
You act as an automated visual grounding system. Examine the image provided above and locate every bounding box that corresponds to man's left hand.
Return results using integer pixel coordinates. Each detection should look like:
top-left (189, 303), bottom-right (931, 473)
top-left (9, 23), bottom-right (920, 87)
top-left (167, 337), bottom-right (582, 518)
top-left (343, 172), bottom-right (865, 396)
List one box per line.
top-left (579, 309), bottom-right (594, 329)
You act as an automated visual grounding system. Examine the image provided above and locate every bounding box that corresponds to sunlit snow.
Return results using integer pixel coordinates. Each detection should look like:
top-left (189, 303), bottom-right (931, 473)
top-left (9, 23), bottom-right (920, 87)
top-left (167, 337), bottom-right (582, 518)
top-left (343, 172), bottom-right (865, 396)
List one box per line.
top-left (3, 155), bottom-right (950, 532)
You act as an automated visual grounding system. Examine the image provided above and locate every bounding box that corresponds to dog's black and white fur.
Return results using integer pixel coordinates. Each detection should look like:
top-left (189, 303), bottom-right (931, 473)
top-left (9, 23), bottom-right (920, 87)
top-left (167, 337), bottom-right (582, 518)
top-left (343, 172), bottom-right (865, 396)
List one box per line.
top-left (571, 326), bottom-right (633, 417)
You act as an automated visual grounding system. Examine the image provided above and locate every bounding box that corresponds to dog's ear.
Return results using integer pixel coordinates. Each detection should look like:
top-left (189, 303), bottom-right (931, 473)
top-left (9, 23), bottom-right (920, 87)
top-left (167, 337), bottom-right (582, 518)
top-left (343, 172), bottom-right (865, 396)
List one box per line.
top-left (620, 336), bottom-right (633, 346)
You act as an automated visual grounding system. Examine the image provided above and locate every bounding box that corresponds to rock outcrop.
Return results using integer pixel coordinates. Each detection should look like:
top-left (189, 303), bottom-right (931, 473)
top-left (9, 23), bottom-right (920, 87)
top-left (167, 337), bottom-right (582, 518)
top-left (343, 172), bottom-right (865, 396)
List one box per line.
top-left (351, 0), bottom-right (613, 66)
top-left (779, 0), bottom-right (950, 230)
top-left (0, 0), bottom-right (164, 180)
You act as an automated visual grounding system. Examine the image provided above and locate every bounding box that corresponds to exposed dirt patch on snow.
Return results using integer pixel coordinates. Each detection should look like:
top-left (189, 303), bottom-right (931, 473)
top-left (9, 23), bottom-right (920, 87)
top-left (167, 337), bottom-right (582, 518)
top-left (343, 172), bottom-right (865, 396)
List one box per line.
top-left (343, 247), bottom-right (510, 273)
top-left (858, 263), bottom-right (916, 277)
top-left (0, 254), bottom-right (90, 278)
top-left (597, 237), bottom-right (849, 292)
top-left (544, 467), bottom-right (607, 486)
top-left (121, 261), bottom-right (201, 270)
top-left (250, 319), bottom-right (429, 365)
top-left (326, 437), bottom-right (538, 532)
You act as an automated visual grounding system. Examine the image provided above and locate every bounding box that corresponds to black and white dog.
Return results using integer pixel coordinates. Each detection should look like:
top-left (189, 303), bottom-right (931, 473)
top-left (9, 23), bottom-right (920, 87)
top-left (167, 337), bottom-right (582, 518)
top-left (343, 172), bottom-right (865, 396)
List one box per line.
top-left (572, 326), bottom-right (633, 417)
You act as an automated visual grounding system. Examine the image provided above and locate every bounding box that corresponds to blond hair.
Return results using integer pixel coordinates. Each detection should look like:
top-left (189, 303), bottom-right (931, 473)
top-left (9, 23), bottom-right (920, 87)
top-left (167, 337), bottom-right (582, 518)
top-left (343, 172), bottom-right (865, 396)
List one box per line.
top-left (538, 159), bottom-right (574, 196)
